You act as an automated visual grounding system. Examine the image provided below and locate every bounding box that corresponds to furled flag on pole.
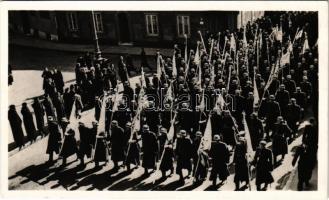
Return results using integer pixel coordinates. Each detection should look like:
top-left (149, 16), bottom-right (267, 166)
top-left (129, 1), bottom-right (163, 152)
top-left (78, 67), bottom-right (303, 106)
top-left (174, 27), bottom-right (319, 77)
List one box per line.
top-left (280, 51), bottom-right (291, 66)
top-left (97, 96), bottom-right (108, 135)
top-left (214, 93), bottom-right (225, 114)
top-left (172, 50), bottom-right (177, 78)
top-left (167, 113), bottom-right (177, 143)
top-left (264, 60), bottom-right (280, 92)
top-left (184, 34), bottom-right (188, 62)
top-left (242, 112), bottom-right (254, 154)
top-left (226, 66), bottom-right (232, 92)
top-left (166, 81), bottom-right (174, 102)
top-left (141, 67), bottom-right (146, 88)
top-left (197, 63), bottom-right (202, 87)
top-left (253, 71), bottom-right (260, 109)
top-left (199, 89), bottom-right (206, 113)
top-left (302, 33), bottom-right (310, 54)
top-left (243, 26), bottom-right (248, 49)
top-left (194, 42), bottom-right (201, 66)
top-left (230, 33), bottom-right (236, 52)
top-left (132, 104), bottom-right (142, 133)
top-left (288, 37), bottom-right (293, 53)
top-left (217, 32), bottom-right (221, 54)
top-left (259, 32), bottom-right (263, 50)
top-left (156, 54), bottom-right (162, 79)
top-left (294, 29), bottom-right (303, 41)
top-left (199, 114), bottom-right (212, 152)
top-left (66, 99), bottom-right (80, 141)
top-left (276, 25), bottom-right (283, 42)
top-left (111, 90), bottom-right (123, 113)
top-left (208, 39), bottom-right (214, 63)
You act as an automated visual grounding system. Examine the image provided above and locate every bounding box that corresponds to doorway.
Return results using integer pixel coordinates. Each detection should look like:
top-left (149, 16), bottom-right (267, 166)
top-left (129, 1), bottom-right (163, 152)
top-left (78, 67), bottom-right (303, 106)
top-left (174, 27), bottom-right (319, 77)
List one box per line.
top-left (117, 13), bottom-right (131, 44)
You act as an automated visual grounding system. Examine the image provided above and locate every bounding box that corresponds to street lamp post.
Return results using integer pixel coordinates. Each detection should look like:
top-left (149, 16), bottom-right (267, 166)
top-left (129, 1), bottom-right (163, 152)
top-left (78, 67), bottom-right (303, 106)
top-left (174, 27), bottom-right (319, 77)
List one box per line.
top-left (91, 11), bottom-right (102, 60)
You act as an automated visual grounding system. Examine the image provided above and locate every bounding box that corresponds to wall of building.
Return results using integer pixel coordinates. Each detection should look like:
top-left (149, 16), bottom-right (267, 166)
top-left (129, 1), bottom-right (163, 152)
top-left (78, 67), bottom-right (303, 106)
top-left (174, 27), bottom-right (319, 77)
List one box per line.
top-left (9, 11), bottom-right (239, 48)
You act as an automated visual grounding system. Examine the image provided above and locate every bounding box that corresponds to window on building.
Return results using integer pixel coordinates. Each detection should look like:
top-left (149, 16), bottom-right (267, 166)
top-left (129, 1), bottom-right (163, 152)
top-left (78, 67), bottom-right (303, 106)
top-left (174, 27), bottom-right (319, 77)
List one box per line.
top-left (67, 12), bottom-right (78, 31)
top-left (145, 14), bottom-right (159, 36)
top-left (39, 11), bottom-right (50, 19)
top-left (94, 12), bottom-right (104, 33)
top-left (177, 15), bottom-right (190, 37)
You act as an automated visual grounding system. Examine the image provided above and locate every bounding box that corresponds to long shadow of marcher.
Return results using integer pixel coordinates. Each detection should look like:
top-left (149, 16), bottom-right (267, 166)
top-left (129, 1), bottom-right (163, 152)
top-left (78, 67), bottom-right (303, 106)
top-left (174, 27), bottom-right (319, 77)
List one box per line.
top-left (275, 171), bottom-right (292, 190)
top-left (133, 176), bottom-right (168, 191)
top-left (204, 181), bottom-right (225, 191)
top-left (74, 167), bottom-right (131, 190)
top-left (46, 165), bottom-right (83, 190)
top-left (107, 171), bottom-right (150, 191)
top-left (12, 162), bottom-right (58, 186)
top-left (156, 178), bottom-right (185, 191)
top-left (176, 180), bottom-right (203, 191)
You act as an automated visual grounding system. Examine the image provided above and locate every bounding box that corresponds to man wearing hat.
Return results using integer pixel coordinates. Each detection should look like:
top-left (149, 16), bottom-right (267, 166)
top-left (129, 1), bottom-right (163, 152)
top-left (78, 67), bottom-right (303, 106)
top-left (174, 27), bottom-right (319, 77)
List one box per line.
top-left (272, 116), bottom-right (291, 164)
top-left (248, 113), bottom-right (264, 150)
top-left (252, 140), bottom-right (274, 191)
top-left (275, 84), bottom-right (290, 118)
top-left (110, 120), bottom-right (126, 170)
top-left (60, 128), bottom-right (78, 166)
top-left (8, 105), bottom-right (25, 150)
top-left (143, 101), bottom-right (161, 133)
top-left (175, 130), bottom-right (193, 183)
top-left (233, 133), bottom-right (249, 190)
top-left (32, 97), bottom-right (46, 137)
top-left (159, 140), bottom-right (175, 179)
top-left (176, 103), bottom-right (193, 133)
top-left (141, 124), bottom-right (158, 175)
top-left (93, 131), bottom-right (110, 168)
top-left (209, 134), bottom-right (230, 186)
top-left (284, 74), bottom-right (297, 95)
top-left (192, 131), bottom-right (203, 176)
top-left (126, 129), bottom-right (141, 171)
top-left (59, 117), bottom-right (69, 135)
top-left (78, 122), bottom-right (94, 167)
top-left (286, 98), bottom-right (302, 137)
top-left (293, 87), bottom-right (306, 117)
top-left (158, 127), bottom-right (168, 160)
top-left (46, 116), bottom-right (62, 163)
top-left (264, 95), bottom-right (281, 139)
top-left (220, 110), bottom-right (236, 147)
top-left (232, 89), bottom-right (246, 129)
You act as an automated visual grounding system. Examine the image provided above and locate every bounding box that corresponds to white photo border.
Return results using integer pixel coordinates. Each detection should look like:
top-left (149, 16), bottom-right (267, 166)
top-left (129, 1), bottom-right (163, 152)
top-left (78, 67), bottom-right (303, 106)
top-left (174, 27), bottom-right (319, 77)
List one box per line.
top-left (0, 1), bottom-right (328, 200)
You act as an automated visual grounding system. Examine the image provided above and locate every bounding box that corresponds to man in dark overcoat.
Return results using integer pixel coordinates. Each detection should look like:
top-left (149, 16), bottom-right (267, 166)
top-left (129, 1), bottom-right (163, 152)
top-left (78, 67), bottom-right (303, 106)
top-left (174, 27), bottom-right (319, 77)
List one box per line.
top-left (286, 98), bottom-right (302, 136)
top-left (209, 134), bottom-right (230, 186)
top-left (141, 125), bottom-right (158, 175)
top-left (252, 140), bottom-right (274, 191)
top-left (175, 130), bottom-right (193, 183)
top-left (292, 143), bottom-right (316, 191)
top-left (233, 136), bottom-right (250, 190)
top-left (110, 120), bottom-right (126, 170)
top-left (21, 103), bottom-right (37, 143)
top-left (247, 113), bottom-right (264, 150)
top-left (264, 95), bottom-right (281, 139)
top-left (8, 105), bottom-right (25, 149)
top-left (272, 116), bottom-right (291, 164)
top-left (46, 116), bottom-right (62, 163)
top-left (32, 97), bottom-right (46, 136)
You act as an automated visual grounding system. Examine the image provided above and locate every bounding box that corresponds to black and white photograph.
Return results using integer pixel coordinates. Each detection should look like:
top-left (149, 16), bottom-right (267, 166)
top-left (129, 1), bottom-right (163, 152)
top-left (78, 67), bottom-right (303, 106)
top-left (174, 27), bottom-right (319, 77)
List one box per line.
top-left (1, 1), bottom-right (328, 197)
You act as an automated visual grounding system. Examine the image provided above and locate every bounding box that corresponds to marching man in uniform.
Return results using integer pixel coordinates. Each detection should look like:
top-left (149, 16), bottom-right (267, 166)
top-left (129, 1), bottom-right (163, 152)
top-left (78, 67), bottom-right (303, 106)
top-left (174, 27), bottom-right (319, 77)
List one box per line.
top-left (252, 140), bottom-right (274, 191)
top-left (209, 134), bottom-right (230, 187)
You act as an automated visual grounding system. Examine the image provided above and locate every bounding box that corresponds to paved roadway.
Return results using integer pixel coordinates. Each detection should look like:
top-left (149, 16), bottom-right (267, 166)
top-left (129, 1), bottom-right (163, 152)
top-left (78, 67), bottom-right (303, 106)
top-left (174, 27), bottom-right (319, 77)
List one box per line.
top-left (8, 45), bottom-right (317, 191)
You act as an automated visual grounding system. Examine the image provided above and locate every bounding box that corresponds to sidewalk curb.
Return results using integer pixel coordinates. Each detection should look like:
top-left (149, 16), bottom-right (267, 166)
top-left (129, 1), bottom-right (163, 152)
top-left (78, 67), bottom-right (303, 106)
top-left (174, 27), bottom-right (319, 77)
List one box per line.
top-left (10, 35), bottom-right (173, 57)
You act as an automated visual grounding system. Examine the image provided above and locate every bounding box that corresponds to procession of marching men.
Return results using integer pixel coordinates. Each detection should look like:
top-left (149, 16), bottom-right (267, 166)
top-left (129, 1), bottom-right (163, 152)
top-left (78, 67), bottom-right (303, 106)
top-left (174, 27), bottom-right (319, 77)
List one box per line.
top-left (9, 12), bottom-right (318, 191)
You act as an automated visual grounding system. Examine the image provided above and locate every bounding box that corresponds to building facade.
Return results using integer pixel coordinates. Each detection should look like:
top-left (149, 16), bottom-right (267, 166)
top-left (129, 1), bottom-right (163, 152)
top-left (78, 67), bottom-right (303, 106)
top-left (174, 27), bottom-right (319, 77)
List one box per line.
top-left (10, 11), bottom-right (263, 48)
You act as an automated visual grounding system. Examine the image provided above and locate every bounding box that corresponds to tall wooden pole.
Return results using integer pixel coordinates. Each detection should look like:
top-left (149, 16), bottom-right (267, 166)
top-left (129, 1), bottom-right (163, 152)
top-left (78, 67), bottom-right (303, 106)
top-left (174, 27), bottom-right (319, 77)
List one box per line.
top-left (91, 11), bottom-right (102, 59)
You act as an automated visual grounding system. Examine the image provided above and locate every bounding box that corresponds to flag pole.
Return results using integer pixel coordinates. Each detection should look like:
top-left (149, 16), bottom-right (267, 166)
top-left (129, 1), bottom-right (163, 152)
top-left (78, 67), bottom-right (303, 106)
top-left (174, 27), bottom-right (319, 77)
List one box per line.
top-left (198, 30), bottom-right (207, 54)
top-left (91, 11), bottom-right (102, 59)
